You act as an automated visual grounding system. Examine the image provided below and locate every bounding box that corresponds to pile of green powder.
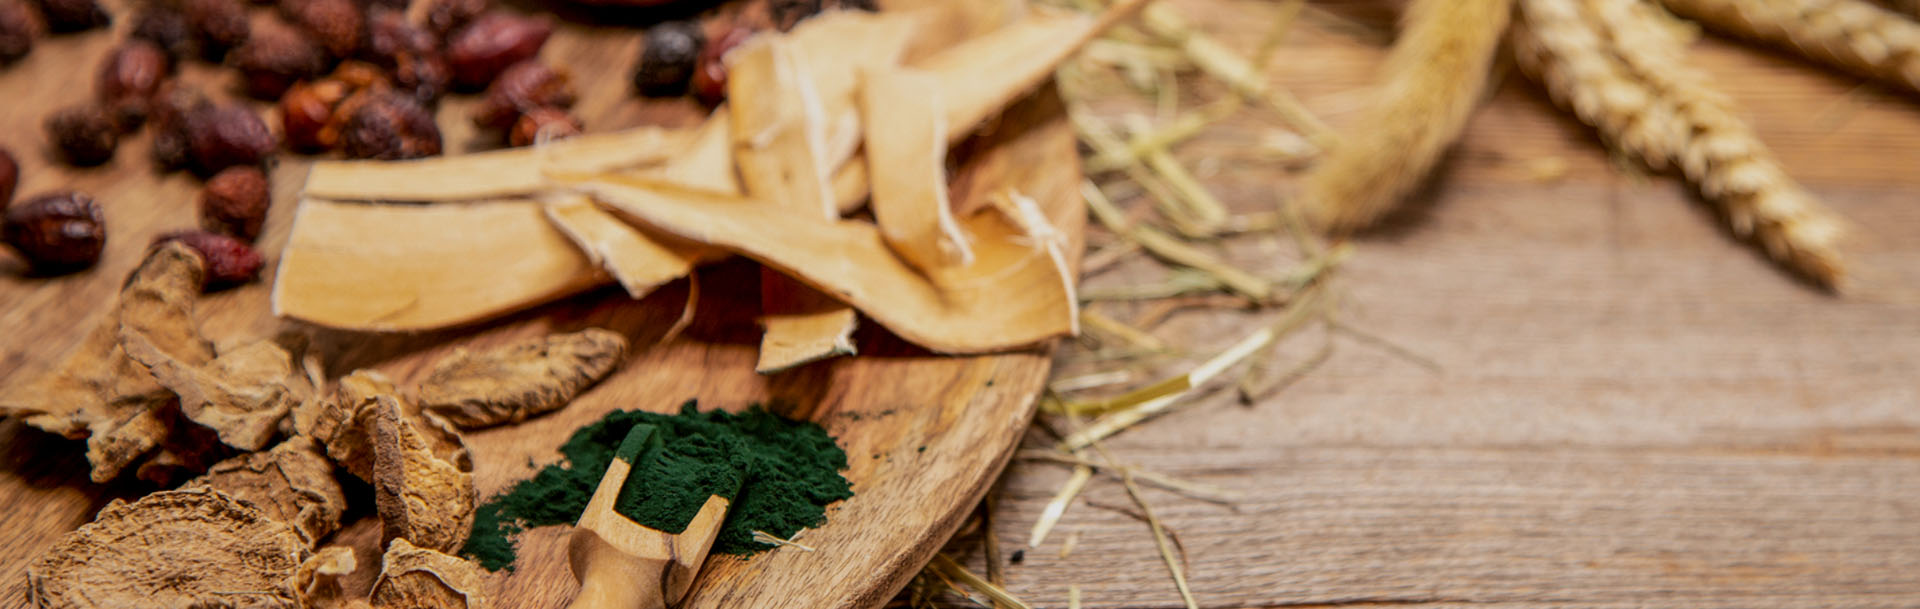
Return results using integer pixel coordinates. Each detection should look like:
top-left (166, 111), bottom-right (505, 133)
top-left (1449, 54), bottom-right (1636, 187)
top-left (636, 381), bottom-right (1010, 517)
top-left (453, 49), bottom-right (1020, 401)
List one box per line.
top-left (463, 401), bottom-right (854, 571)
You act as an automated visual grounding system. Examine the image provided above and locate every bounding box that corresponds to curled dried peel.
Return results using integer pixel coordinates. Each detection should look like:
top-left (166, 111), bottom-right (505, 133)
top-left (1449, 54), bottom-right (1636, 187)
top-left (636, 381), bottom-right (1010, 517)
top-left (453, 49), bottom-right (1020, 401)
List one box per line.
top-left (371, 395), bottom-right (475, 553)
top-left (303, 126), bottom-right (689, 202)
top-left (416, 328), bottom-right (628, 428)
top-left (188, 437), bottom-right (347, 548)
top-left (371, 538), bottom-right (489, 609)
top-left (26, 487), bottom-right (305, 609)
top-left (293, 546), bottom-right (359, 609)
top-left (575, 179), bottom-right (1077, 354)
top-left (274, 199), bottom-right (605, 331)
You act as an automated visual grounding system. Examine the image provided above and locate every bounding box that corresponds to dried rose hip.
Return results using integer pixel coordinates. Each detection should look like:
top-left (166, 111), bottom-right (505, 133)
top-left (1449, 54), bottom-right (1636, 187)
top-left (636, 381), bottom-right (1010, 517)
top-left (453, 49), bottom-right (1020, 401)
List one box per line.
top-left (392, 51), bottom-right (449, 105)
top-left (183, 0), bottom-right (248, 59)
top-left (232, 18), bottom-right (327, 100)
top-left (342, 91), bottom-right (441, 160)
top-left (508, 107), bottom-right (580, 147)
top-left (286, 0), bottom-right (362, 60)
top-left (96, 40), bottom-right (173, 131)
top-left (424, 0), bottom-right (487, 39)
top-left (364, 8), bottom-right (435, 66)
top-left (279, 79), bottom-right (351, 152)
top-left (46, 104), bottom-right (119, 166)
top-left (149, 84), bottom-right (210, 171)
top-left (31, 0), bottom-right (106, 33)
top-left (3, 191), bottom-right (104, 272)
top-left (0, 147), bottom-right (17, 208)
top-left (130, 5), bottom-right (196, 60)
top-left (153, 230), bottom-right (262, 289)
top-left (200, 166), bottom-right (269, 241)
top-left (691, 25), bottom-right (750, 106)
top-left (445, 12), bottom-right (550, 90)
top-left (471, 60), bottom-right (573, 130)
top-left (634, 21), bottom-right (701, 98)
top-left (0, 0), bottom-right (45, 63)
top-left (186, 103), bottom-right (275, 176)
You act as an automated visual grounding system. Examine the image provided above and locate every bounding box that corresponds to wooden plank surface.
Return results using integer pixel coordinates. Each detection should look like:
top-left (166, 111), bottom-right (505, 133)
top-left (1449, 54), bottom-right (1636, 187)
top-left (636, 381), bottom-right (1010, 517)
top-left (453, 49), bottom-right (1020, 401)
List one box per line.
top-left (0, 3), bottom-right (1085, 608)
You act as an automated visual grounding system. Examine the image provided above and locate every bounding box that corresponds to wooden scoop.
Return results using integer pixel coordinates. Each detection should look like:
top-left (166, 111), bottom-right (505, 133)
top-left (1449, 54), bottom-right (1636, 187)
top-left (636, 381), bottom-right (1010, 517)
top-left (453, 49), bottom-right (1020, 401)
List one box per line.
top-left (566, 424), bottom-right (737, 609)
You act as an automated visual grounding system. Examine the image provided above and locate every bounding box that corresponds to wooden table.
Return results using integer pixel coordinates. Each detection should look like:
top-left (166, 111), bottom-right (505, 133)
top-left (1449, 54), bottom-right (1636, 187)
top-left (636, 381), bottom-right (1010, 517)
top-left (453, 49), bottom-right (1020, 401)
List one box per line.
top-left (954, 0), bottom-right (1920, 607)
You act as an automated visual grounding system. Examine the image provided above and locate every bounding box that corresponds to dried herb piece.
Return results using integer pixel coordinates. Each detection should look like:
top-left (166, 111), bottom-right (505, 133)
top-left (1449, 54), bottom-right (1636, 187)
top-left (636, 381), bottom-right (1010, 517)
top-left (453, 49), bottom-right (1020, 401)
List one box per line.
top-left (25, 487), bottom-right (305, 609)
top-left (860, 66), bottom-right (971, 271)
top-left (371, 538), bottom-right (489, 609)
top-left (541, 194), bottom-right (711, 298)
top-left (188, 437), bottom-right (346, 548)
top-left (291, 369), bottom-right (472, 483)
top-left (127, 331), bottom-right (302, 452)
top-left (417, 328), bottom-right (627, 428)
top-left (372, 395), bottom-right (476, 553)
top-left (293, 546), bottom-right (359, 609)
top-left (301, 125), bottom-right (685, 201)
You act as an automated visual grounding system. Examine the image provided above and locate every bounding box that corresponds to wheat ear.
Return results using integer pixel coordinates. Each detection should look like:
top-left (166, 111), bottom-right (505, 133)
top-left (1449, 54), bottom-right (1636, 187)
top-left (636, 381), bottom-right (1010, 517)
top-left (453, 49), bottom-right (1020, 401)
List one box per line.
top-left (1513, 0), bottom-right (1849, 287)
top-left (1659, 0), bottom-right (1920, 93)
top-left (1293, 0), bottom-right (1514, 234)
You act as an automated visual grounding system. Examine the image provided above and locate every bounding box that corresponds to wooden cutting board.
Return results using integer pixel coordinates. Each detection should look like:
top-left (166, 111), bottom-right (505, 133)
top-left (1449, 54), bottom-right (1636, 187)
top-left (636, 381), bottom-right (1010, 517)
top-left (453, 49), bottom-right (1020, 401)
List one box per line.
top-left (0, 8), bottom-right (1083, 608)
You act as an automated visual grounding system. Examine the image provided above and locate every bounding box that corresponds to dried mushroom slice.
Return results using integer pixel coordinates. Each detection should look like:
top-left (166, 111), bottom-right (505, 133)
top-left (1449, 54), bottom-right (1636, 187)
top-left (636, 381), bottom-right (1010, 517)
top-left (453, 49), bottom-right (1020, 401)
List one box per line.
top-left (416, 328), bottom-right (628, 428)
top-left (26, 487), bottom-right (305, 609)
top-left (296, 370), bottom-right (471, 482)
top-left (293, 546), bottom-right (358, 609)
top-left (371, 396), bottom-right (475, 553)
top-left (188, 437), bottom-right (348, 548)
top-left (370, 538), bottom-right (489, 609)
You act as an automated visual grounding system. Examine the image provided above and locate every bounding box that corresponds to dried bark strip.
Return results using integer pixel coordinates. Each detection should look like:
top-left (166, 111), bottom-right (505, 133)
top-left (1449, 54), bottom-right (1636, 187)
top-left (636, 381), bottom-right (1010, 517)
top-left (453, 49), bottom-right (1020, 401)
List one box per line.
top-left (416, 328), bottom-right (628, 428)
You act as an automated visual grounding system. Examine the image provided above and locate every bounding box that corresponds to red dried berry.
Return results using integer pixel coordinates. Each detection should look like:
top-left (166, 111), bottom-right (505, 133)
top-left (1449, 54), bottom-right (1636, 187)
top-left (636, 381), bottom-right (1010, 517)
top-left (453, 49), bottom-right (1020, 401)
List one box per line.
top-left (232, 18), bottom-right (327, 100)
top-left (186, 103), bottom-right (276, 176)
top-left (0, 147), bottom-right (17, 208)
top-left (392, 51), bottom-right (450, 105)
top-left (0, 0), bottom-right (46, 63)
top-left (471, 60), bottom-right (573, 130)
top-left (424, 0), bottom-right (487, 39)
top-left (508, 107), bottom-right (581, 147)
top-left (149, 83), bottom-right (210, 171)
top-left (200, 166), bottom-right (269, 241)
top-left (31, 0), bottom-right (107, 33)
top-left (182, 0), bottom-right (248, 59)
top-left (130, 5), bottom-right (197, 60)
top-left (153, 230), bottom-right (262, 289)
top-left (634, 21), bottom-right (701, 97)
top-left (341, 91), bottom-right (441, 160)
top-left (445, 12), bottom-right (550, 90)
top-left (46, 104), bottom-right (119, 166)
top-left (364, 8), bottom-right (436, 66)
top-left (691, 25), bottom-right (751, 106)
top-left (96, 40), bottom-right (173, 132)
top-left (285, 0), bottom-right (362, 60)
top-left (279, 79), bottom-right (351, 152)
top-left (3, 191), bottom-right (104, 272)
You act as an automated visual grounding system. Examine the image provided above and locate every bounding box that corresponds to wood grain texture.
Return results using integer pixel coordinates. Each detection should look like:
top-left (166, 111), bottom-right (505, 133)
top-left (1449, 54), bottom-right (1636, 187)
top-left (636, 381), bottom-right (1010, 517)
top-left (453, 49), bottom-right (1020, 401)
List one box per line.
top-left (0, 3), bottom-right (1082, 608)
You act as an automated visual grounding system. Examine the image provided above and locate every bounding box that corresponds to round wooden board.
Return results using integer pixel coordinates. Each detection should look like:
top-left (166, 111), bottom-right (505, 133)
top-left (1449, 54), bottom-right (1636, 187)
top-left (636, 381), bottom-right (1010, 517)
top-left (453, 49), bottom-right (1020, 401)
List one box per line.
top-left (0, 5), bottom-right (1084, 608)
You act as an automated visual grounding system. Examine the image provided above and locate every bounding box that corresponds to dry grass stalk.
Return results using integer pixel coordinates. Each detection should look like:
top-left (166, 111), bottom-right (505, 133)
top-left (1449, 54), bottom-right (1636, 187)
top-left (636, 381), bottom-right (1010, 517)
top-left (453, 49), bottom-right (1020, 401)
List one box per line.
top-left (1069, 585), bottom-right (1083, 609)
top-left (1658, 0), bottom-right (1920, 93)
top-left (1026, 459), bottom-right (1093, 547)
top-left (751, 530), bottom-right (817, 552)
top-left (1512, 0), bottom-right (1850, 287)
top-left (1086, 100), bottom-right (1241, 173)
top-left (927, 555), bottom-right (1034, 609)
top-left (1138, 2), bottom-right (1335, 147)
top-left (1072, 111), bottom-right (1218, 235)
top-left (1060, 326), bottom-right (1274, 450)
top-left (1120, 114), bottom-right (1233, 228)
top-left (1294, 0), bottom-right (1514, 233)
top-left (1079, 309), bottom-right (1171, 353)
top-left (1082, 181), bottom-right (1274, 301)
top-left (1058, 532), bottom-right (1080, 558)
top-left (1049, 370), bottom-right (1135, 393)
top-left (1016, 450), bottom-right (1239, 503)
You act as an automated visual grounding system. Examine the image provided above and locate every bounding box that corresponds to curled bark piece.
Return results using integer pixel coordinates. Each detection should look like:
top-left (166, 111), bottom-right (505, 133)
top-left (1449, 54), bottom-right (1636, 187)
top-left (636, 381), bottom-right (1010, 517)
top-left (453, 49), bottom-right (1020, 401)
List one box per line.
top-left (542, 195), bottom-right (713, 299)
top-left (575, 178), bottom-right (1078, 354)
top-left (273, 198), bottom-right (605, 331)
top-left (293, 546), bottom-right (359, 609)
top-left (303, 126), bottom-right (689, 202)
top-left (1294, 0), bottom-right (1513, 233)
top-left (639, 107), bottom-right (740, 195)
top-left (187, 437), bottom-right (348, 548)
top-left (861, 66), bottom-right (972, 271)
top-left (918, 3), bottom-right (1145, 143)
top-left (416, 328), bottom-right (628, 428)
top-left (730, 35), bottom-right (838, 218)
top-left (26, 487), bottom-right (306, 609)
top-left (372, 396), bottom-right (475, 553)
top-left (370, 538), bottom-right (489, 609)
top-left (757, 272), bottom-right (859, 373)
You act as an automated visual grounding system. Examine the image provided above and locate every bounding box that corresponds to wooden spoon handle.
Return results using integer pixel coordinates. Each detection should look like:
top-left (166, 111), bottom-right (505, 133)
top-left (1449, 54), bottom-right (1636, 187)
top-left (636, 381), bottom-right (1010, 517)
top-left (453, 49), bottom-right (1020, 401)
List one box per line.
top-left (566, 529), bottom-right (669, 609)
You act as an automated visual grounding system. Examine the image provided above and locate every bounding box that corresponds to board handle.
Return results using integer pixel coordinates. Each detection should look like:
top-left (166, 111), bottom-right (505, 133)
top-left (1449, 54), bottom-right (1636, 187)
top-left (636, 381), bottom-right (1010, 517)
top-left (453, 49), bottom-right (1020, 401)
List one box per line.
top-left (567, 529), bottom-right (669, 609)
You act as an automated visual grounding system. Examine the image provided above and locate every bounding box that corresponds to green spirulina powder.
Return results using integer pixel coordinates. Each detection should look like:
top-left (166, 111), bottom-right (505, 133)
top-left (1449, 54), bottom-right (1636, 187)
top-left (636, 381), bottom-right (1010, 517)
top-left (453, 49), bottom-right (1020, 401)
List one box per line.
top-left (463, 401), bottom-right (853, 571)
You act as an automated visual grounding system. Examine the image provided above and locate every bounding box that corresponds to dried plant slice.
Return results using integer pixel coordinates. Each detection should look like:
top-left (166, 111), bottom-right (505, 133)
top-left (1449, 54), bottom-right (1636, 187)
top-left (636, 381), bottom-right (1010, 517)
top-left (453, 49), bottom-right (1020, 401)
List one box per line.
top-left (273, 199), bottom-right (606, 331)
top-left (117, 242), bottom-right (217, 368)
top-left (785, 11), bottom-right (919, 168)
top-left (729, 35), bottom-right (837, 218)
top-left (186, 437), bottom-right (347, 548)
top-left (576, 179), bottom-right (1076, 354)
top-left (757, 272), bottom-right (859, 373)
top-left (636, 109), bottom-right (740, 195)
top-left (303, 126), bottom-right (688, 202)
top-left (26, 487), bottom-right (305, 609)
top-left (125, 335), bottom-right (303, 451)
top-left (861, 66), bottom-right (973, 270)
top-left (293, 546), bottom-right (358, 609)
top-left (370, 538), bottom-right (489, 609)
top-left (371, 395), bottom-right (476, 553)
top-left (416, 328), bottom-right (629, 428)
top-left (542, 195), bottom-right (710, 299)
top-left (296, 370), bottom-right (472, 482)
top-left (918, 2), bottom-right (1146, 144)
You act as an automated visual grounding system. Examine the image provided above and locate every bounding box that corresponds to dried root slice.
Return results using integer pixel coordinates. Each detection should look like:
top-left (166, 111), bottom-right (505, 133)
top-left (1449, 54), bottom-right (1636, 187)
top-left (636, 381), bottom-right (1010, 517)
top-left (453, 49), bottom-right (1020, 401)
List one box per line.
top-left (370, 538), bottom-right (489, 609)
top-left (372, 395), bottom-right (476, 554)
top-left (296, 369), bottom-right (472, 483)
top-left (861, 66), bottom-right (974, 271)
top-left (294, 546), bottom-right (359, 609)
top-left (187, 437), bottom-right (348, 549)
top-left (1658, 0), bottom-right (1920, 93)
top-left (730, 35), bottom-right (839, 218)
top-left (125, 334), bottom-right (305, 451)
top-left (1513, 0), bottom-right (1850, 286)
top-left (303, 126), bottom-right (689, 202)
top-left (636, 109), bottom-right (740, 195)
top-left (542, 195), bottom-right (711, 299)
top-left (758, 272), bottom-right (859, 373)
top-left (273, 199), bottom-right (606, 331)
top-left (1295, 0), bottom-right (1513, 233)
top-left (918, 0), bottom-right (1148, 144)
top-left (576, 179), bottom-right (1077, 354)
top-left (26, 487), bottom-right (305, 609)
top-left (416, 328), bottom-right (629, 428)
